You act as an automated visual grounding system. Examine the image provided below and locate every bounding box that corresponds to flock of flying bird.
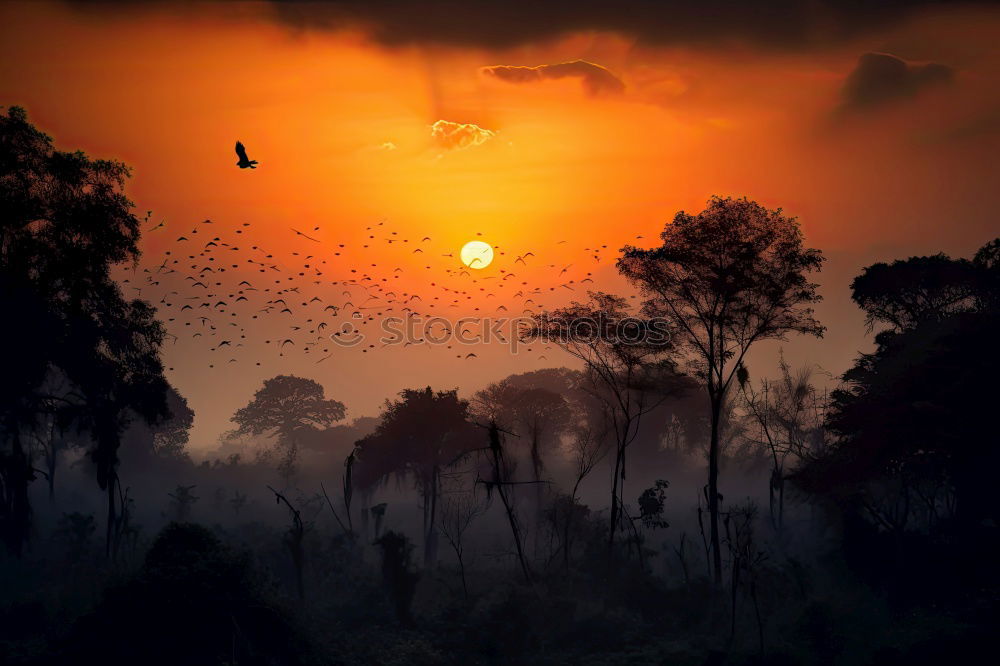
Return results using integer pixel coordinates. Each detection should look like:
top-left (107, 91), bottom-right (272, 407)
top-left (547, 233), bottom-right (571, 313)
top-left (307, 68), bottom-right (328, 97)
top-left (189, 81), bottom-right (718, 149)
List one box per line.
top-left (119, 141), bottom-right (642, 370)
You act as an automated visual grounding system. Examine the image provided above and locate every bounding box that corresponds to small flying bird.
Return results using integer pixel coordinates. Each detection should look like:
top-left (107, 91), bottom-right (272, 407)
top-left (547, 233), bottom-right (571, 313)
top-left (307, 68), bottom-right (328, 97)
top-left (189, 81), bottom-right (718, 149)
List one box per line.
top-left (291, 228), bottom-right (320, 242)
top-left (235, 141), bottom-right (258, 169)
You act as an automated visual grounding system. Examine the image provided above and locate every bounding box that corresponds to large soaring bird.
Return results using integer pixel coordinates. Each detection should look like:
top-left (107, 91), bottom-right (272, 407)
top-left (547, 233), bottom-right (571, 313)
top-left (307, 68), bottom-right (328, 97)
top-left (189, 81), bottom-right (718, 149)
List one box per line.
top-left (234, 141), bottom-right (258, 169)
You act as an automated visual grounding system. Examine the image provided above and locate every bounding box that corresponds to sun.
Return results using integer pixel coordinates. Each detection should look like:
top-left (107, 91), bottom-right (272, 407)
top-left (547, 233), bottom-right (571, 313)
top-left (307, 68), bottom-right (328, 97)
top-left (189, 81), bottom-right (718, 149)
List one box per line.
top-left (460, 240), bottom-right (494, 269)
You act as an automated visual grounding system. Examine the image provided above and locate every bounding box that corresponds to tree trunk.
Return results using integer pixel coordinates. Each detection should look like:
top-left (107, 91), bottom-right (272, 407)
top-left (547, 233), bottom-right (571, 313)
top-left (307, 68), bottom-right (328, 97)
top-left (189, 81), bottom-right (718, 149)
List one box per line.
top-left (608, 446), bottom-right (623, 559)
top-left (47, 449), bottom-right (56, 500)
top-left (1, 429), bottom-right (32, 557)
top-left (499, 483), bottom-right (531, 584)
top-left (563, 497), bottom-right (575, 571)
top-left (709, 396), bottom-right (723, 585)
top-left (457, 548), bottom-right (468, 600)
top-left (360, 496), bottom-right (370, 542)
top-left (675, 534), bottom-right (690, 587)
top-left (105, 473), bottom-right (116, 558)
top-left (46, 422), bottom-right (59, 501)
top-left (752, 577), bottom-right (765, 656)
top-left (777, 471), bottom-right (785, 534)
top-left (424, 466), bottom-right (439, 567)
top-left (531, 433), bottom-right (545, 529)
top-left (421, 478), bottom-right (430, 556)
top-left (768, 468), bottom-right (777, 531)
top-left (488, 424), bottom-right (532, 583)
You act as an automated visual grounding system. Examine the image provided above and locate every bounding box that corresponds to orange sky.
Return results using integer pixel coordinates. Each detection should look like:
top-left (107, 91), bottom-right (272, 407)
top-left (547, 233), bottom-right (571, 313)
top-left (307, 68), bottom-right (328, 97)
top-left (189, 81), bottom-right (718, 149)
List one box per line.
top-left (2, 2), bottom-right (999, 453)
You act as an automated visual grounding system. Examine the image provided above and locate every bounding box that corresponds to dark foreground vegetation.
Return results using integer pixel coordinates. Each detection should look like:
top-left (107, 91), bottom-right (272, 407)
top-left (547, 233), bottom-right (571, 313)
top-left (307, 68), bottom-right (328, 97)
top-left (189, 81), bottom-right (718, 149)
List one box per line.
top-left (2, 106), bottom-right (998, 665)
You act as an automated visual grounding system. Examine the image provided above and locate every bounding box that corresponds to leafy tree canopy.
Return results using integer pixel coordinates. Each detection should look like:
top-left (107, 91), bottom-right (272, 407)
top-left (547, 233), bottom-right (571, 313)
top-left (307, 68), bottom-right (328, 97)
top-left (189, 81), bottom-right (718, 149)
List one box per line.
top-left (0, 106), bottom-right (169, 554)
top-left (794, 238), bottom-right (1000, 530)
top-left (618, 195), bottom-right (825, 384)
top-left (354, 387), bottom-right (479, 493)
top-left (232, 374), bottom-right (346, 444)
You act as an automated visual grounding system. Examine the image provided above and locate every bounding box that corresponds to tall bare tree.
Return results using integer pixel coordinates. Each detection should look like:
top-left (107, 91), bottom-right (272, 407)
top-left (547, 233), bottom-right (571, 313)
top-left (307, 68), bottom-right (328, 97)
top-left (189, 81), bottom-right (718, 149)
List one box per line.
top-left (738, 356), bottom-right (824, 533)
top-left (524, 291), bottom-right (685, 559)
top-left (439, 484), bottom-right (489, 599)
top-left (555, 419), bottom-right (610, 569)
top-left (472, 380), bottom-right (572, 518)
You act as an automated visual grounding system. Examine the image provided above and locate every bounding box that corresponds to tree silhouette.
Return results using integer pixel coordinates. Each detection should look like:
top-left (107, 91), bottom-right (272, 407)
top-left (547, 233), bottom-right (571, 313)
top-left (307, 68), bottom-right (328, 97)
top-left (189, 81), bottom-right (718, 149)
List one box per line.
top-left (737, 356), bottom-right (824, 533)
top-left (167, 484), bottom-right (199, 522)
top-left (229, 490), bottom-right (248, 518)
top-left (525, 291), bottom-right (685, 560)
top-left (850, 252), bottom-right (981, 331)
top-left (374, 530), bottom-right (420, 626)
top-left (555, 419), bottom-right (610, 570)
top-left (473, 381), bottom-right (572, 517)
top-left (27, 372), bottom-right (77, 501)
top-left (151, 387), bottom-right (195, 459)
top-left (795, 238), bottom-right (1000, 536)
top-left (625, 479), bottom-right (670, 571)
top-left (77, 296), bottom-right (169, 556)
top-left (231, 375), bottom-right (346, 480)
top-left (619, 196), bottom-right (824, 583)
top-left (56, 511), bottom-right (97, 563)
top-left (355, 387), bottom-right (479, 566)
top-left (118, 384), bottom-right (195, 470)
top-left (268, 485), bottom-right (307, 602)
top-left (67, 523), bottom-right (313, 664)
top-left (320, 449), bottom-right (358, 542)
top-left (0, 106), bottom-right (169, 556)
top-left (438, 485), bottom-right (489, 599)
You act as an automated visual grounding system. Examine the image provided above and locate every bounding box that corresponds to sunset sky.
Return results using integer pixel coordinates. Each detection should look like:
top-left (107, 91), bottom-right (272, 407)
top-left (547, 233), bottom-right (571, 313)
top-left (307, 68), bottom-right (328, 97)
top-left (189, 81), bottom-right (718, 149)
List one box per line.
top-left (3, 1), bottom-right (998, 452)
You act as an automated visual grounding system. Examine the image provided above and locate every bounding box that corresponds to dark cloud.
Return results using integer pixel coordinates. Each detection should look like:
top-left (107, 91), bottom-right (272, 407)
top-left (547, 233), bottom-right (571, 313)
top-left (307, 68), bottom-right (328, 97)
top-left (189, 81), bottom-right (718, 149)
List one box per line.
top-left (482, 60), bottom-right (625, 96)
top-left (841, 52), bottom-right (954, 110)
top-left (60, 1), bottom-right (989, 51)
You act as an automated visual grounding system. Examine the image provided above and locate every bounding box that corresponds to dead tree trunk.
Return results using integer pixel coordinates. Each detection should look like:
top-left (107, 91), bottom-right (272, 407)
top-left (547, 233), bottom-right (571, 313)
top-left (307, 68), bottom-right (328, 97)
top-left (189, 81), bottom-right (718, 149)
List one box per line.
top-left (268, 486), bottom-right (305, 602)
top-left (708, 393), bottom-right (723, 584)
top-left (484, 422), bottom-right (532, 584)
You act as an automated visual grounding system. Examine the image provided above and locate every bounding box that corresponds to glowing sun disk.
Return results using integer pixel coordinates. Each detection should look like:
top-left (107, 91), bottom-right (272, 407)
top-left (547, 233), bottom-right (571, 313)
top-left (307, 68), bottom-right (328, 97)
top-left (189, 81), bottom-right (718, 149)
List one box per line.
top-left (460, 240), bottom-right (494, 269)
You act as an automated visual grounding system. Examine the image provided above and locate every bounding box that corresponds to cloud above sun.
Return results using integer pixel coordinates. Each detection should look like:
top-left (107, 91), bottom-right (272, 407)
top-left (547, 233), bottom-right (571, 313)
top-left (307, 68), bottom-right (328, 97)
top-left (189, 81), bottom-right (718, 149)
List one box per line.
top-left (482, 60), bottom-right (625, 97)
top-left (429, 120), bottom-right (497, 151)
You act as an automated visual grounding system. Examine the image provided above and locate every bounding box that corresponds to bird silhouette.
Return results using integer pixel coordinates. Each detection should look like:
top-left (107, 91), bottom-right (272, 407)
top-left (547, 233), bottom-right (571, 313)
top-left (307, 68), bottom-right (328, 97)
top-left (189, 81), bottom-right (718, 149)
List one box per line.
top-left (235, 141), bottom-right (258, 169)
top-left (291, 228), bottom-right (320, 242)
